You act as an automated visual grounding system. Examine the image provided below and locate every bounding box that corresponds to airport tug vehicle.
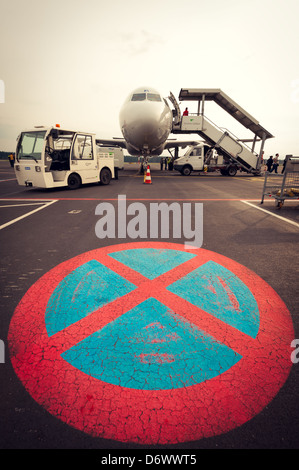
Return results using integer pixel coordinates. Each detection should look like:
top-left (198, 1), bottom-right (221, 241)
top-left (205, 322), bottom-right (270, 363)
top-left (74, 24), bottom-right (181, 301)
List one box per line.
top-left (14, 125), bottom-right (121, 189)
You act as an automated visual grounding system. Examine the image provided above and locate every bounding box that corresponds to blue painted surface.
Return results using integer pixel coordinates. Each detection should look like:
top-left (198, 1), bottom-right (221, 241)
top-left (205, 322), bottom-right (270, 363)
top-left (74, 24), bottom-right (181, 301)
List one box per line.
top-left (61, 298), bottom-right (242, 390)
top-left (45, 250), bottom-right (259, 390)
top-left (109, 248), bottom-right (196, 279)
top-left (45, 260), bottom-right (136, 336)
top-left (167, 261), bottom-right (260, 338)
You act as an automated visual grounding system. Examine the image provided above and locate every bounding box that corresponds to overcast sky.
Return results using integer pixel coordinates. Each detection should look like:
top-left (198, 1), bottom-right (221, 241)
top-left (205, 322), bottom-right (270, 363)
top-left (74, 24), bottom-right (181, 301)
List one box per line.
top-left (1, 0), bottom-right (298, 157)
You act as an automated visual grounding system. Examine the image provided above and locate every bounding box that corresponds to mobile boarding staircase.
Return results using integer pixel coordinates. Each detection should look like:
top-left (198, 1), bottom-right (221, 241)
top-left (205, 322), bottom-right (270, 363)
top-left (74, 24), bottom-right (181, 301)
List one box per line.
top-left (169, 89), bottom-right (274, 174)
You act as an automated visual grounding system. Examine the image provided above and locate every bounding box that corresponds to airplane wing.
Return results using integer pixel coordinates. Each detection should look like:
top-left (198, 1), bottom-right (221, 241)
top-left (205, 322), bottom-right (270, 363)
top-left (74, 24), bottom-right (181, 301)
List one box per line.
top-left (96, 138), bottom-right (127, 149)
top-left (96, 138), bottom-right (200, 150)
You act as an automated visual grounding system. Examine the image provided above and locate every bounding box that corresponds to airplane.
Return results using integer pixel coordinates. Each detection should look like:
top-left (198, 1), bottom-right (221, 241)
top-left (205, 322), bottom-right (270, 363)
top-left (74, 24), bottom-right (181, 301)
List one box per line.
top-left (96, 86), bottom-right (199, 170)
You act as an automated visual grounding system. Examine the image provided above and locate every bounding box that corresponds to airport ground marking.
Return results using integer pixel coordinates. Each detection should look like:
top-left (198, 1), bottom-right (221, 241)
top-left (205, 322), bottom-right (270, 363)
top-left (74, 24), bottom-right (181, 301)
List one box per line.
top-left (0, 202), bottom-right (46, 208)
top-left (8, 242), bottom-right (294, 445)
top-left (0, 197), bottom-right (297, 228)
top-left (241, 200), bottom-right (299, 229)
top-left (0, 199), bottom-right (58, 230)
top-left (0, 197), bottom-right (263, 201)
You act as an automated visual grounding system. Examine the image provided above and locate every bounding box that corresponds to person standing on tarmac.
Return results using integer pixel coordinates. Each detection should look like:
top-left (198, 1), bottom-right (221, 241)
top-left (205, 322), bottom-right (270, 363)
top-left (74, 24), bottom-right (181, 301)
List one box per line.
top-left (271, 154), bottom-right (279, 173)
top-left (183, 107), bottom-right (189, 116)
top-left (168, 157), bottom-right (174, 171)
top-left (266, 155), bottom-right (273, 172)
top-left (8, 153), bottom-right (15, 167)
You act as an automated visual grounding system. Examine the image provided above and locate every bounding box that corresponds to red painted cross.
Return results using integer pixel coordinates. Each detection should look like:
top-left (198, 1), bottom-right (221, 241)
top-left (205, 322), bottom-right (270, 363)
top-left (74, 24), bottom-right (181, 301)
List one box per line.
top-left (8, 242), bottom-right (294, 445)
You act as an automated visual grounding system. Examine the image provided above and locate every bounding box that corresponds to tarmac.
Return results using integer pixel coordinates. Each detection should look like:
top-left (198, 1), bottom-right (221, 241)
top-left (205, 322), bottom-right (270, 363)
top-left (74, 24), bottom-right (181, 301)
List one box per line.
top-left (0, 160), bottom-right (298, 456)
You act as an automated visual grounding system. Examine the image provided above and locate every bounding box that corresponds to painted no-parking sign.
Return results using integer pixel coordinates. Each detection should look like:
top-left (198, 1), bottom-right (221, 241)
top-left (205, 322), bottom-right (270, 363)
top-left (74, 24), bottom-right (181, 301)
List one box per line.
top-left (8, 242), bottom-right (294, 445)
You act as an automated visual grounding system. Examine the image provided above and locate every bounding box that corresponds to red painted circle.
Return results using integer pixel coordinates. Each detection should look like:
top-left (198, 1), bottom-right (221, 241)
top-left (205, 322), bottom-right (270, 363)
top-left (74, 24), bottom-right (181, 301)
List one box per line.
top-left (8, 242), bottom-right (294, 444)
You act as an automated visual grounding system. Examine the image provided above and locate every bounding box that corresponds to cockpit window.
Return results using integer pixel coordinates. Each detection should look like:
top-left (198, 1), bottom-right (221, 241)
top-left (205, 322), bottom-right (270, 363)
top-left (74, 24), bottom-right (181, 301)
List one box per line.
top-left (131, 92), bottom-right (162, 102)
top-left (131, 93), bottom-right (146, 101)
top-left (147, 93), bottom-right (162, 102)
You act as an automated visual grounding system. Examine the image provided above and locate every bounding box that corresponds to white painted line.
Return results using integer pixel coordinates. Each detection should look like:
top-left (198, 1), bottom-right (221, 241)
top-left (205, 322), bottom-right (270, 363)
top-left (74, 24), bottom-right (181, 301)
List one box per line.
top-left (241, 200), bottom-right (299, 229)
top-left (0, 200), bottom-right (58, 230)
top-left (0, 202), bottom-right (45, 208)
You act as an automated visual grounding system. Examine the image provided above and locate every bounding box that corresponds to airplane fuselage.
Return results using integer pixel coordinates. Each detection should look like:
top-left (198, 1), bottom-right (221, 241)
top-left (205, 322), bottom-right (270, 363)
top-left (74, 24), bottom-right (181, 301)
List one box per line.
top-left (119, 87), bottom-right (173, 156)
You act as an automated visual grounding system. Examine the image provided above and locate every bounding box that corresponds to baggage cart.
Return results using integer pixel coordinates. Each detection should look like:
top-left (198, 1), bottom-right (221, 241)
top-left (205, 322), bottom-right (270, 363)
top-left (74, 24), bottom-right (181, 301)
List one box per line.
top-left (261, 155), bottom-right (299, 208)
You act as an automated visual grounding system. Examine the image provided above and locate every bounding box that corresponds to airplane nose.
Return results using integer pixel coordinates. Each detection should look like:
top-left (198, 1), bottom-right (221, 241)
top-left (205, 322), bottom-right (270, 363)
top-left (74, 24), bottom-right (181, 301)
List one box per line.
top-left (141, 121), bottom-right (155, 135)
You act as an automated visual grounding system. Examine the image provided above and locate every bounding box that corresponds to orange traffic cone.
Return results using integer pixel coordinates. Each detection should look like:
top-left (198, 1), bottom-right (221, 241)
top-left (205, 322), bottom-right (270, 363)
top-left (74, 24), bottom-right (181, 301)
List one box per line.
top-left (144, 165), bottom-right (152, 184)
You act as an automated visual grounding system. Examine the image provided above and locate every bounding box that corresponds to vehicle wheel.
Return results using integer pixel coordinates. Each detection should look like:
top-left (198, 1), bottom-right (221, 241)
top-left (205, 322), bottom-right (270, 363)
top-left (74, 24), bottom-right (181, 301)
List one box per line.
top-left (227, 166), bottom-right (237, 176)
top-left (182, 165), bottom-right (192, 176)
top-left (275, 200), bottom-right (283, 209)
top-left (100, 168), bottom-right (112, 185)
top-left (67, 173), bottom-right (81, 189)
